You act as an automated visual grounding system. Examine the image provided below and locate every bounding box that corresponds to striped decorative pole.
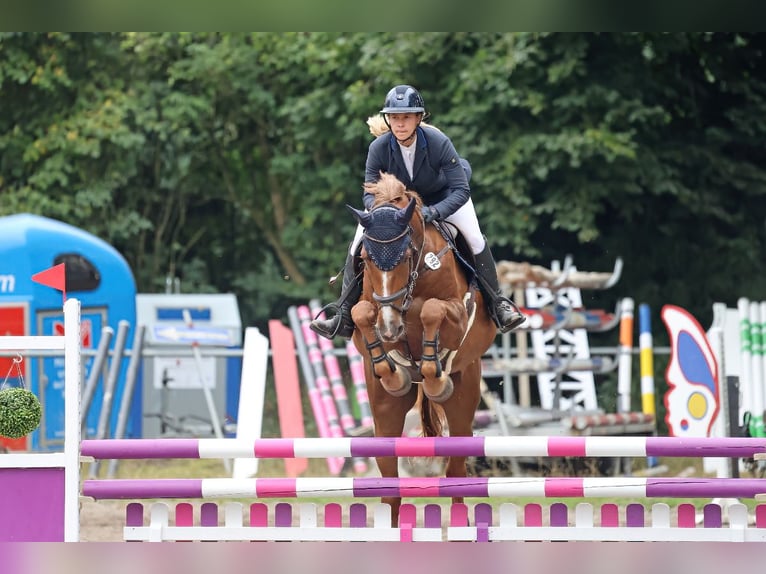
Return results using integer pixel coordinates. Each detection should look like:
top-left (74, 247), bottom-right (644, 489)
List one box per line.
top-left (309, 300), bottom-right (355, 432)
top-left (750, 302), bottom-right (765, 438)
top-left (82, 476), bottom-right (766, 501)
top-left (296, 306), bottom-right (345, 474)
top-left (346, 340), bottom-right (374, 430)
top-left (310, 301), bottom-right (368, 474)
top-left (287, 307), bottom-right (343, 475)
top-left (638, 304), bottom-right (656, 416)
top-left (81, 436), bottom-right (766, 460)
top-left (738, 298), bottom-right (753, 427)
top-left (755, 302), bottom-right (766, 438)
top-left (617, 298), bottom-right (635, 414)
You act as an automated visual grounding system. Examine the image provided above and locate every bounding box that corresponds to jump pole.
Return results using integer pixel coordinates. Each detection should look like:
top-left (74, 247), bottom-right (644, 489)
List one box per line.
top-left (82, 475), bottom-right (766, 501)
top-left (81, 435), bottom-right (766, 460)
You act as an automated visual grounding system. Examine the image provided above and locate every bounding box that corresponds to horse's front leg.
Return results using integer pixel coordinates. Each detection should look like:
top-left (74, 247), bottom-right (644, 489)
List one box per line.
top-left (418, 298), bottom-right (467, 402)
top-left (351, 301), bottom-right (412, 396)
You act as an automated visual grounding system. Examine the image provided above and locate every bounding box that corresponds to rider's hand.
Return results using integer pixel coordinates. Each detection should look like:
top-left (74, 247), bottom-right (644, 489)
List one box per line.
top-left (422, 206), bottom-right (440, 223)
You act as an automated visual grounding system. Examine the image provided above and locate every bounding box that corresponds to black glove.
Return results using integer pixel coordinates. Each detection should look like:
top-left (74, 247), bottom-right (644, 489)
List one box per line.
top-left (422, 206), bottom-right (440, 223)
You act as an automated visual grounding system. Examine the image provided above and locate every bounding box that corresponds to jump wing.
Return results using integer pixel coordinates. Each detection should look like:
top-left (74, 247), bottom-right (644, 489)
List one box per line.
top-left (661, 304), bottom-right (720, 437)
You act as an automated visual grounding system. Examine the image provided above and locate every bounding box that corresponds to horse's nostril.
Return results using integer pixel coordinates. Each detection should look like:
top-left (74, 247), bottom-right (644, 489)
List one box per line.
top-left (379, 324), bottom-right (404, 342)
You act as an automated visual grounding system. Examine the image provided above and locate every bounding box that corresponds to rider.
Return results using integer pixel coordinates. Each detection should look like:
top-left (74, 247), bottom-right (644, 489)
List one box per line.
top-left (310, 84), bottom-right (525, 339)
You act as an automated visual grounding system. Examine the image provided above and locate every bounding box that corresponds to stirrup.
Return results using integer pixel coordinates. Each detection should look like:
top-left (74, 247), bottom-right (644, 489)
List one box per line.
top-left (310, 303), bottom-right (354, 339)
top-left (497, 311), bottom-right (526, 333)
top-left (493, 299), bottom-right (526, 334)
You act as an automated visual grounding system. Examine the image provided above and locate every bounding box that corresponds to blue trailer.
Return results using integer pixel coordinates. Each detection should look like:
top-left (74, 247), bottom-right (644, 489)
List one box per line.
top-left (0, 213), bottom-right (139, 450)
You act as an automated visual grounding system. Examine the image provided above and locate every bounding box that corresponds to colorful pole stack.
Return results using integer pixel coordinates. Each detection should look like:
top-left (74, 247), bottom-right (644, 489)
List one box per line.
top-left (617, 297), bottom-right (635, 414)
top-left (638, 303), bottom-right (656, 417)
top-left (309, 301), bottom-right (368, 474)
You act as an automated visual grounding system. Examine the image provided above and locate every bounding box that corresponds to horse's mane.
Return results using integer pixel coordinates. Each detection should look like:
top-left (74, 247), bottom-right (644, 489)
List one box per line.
top-left (364, 172), bottom-right (423, 210)
top-left (366, 114), bottom-right (442, 138)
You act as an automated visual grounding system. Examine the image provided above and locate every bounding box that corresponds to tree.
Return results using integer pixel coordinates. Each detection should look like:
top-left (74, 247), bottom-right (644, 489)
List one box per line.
top-left (2, 32), bottom-right (765, 341)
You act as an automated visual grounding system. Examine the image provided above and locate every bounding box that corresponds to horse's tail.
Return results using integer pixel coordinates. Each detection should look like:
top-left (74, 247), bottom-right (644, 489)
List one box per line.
top-left (418, 388), bottom-right (446, 438)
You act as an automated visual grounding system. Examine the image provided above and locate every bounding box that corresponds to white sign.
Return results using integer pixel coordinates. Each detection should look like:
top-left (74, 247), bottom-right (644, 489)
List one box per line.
top-left (153, 356), bottom-right (217, 390)
top-left (151, 325), bottom-right (233, 346)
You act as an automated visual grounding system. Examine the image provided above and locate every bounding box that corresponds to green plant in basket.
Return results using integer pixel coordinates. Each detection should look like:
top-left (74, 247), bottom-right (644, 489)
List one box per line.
top-left (0, 387), bottom-right (42, 439)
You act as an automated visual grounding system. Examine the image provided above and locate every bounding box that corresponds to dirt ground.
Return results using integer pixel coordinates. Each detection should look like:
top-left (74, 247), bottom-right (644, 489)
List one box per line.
top-left (79, 499), bottom-right (128, 542)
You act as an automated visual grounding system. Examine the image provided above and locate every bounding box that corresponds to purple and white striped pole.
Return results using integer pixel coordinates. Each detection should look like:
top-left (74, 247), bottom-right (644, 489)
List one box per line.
top-left (81, 476), bottom-right (766, 501)
top-left (81, 436), bottom-right (766, 460)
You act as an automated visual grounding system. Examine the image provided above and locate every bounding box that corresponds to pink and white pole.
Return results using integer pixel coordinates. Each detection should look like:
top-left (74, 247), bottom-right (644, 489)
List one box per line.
top-left (81, 435), bottom-right (766, 460)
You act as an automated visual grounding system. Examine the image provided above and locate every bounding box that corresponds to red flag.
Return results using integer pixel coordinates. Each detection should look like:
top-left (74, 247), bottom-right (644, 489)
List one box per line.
top-left (32, 263), bottom-right (67, 302)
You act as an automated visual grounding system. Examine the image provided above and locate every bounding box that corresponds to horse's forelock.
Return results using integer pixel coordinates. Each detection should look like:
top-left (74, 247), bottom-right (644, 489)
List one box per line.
top-left (366, 173), bottom-right (422, 210)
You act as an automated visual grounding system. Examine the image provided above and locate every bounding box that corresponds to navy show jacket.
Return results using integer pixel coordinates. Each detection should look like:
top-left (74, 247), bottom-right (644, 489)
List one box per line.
top-left (363, 125), bottom-right (471, 219)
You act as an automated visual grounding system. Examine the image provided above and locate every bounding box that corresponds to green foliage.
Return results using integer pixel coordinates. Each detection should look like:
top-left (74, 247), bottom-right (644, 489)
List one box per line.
top-left (1, 32), bottom-right (765, 336)
top-left (0, 388), bottom-right (42, 439)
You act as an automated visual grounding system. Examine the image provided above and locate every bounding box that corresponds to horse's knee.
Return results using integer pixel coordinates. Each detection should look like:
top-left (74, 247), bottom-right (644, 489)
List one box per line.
top-left (351, 301), bottom-right (377, 326)
top-left (420, 298), bottom-right (447, 328)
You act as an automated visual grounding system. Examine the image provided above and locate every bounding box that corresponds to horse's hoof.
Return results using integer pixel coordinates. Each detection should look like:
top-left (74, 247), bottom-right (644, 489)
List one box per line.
top-left (381, 366), bottom-right (413, 397)
top-left (423, 375), bottom-right (454, 403)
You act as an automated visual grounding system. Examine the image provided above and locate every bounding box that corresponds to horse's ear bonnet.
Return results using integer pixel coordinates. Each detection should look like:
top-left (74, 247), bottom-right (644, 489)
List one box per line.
top-left (347, 204), bottom-right (371, 227)
top-left (360, 201), bottom-right (415, 271)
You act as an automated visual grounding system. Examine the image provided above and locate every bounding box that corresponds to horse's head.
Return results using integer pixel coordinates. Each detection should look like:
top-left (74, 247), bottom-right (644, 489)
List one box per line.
top-left (347, 196), bottom-right (418, 342)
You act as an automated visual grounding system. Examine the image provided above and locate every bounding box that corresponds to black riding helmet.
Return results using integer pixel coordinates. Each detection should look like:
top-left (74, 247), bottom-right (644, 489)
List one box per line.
top-left (380, 85), bottom-right (426, 144)
top-left (380, 85), bottom-right (426, 115)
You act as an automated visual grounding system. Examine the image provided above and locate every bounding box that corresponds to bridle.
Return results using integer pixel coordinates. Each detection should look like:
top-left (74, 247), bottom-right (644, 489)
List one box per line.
top-left (363, 210), bottom-right (426, 319)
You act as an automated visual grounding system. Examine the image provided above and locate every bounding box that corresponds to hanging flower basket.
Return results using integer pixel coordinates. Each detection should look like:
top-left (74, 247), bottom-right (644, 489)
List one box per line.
top-left (0, 387), bottom-right (42, 439)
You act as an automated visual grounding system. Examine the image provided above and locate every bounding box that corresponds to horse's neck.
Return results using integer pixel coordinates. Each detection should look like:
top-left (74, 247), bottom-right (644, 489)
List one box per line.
top-left (420, 226), bottom-right (462, 280)
top-left (423, 222), bottom-right (456, 258)
top-left (416, 224), bottom-right (443, 255)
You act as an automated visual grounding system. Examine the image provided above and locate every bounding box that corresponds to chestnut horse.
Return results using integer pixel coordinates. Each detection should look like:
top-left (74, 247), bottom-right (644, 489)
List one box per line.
top-left (348, 173), bottom-right (497, 525)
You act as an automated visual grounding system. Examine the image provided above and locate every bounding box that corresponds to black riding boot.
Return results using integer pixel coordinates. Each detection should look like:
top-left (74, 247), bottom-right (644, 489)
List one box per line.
top-left (473, 241), bottom-right (526, 333)
top-left (310, 252), bottom-right (362, 340)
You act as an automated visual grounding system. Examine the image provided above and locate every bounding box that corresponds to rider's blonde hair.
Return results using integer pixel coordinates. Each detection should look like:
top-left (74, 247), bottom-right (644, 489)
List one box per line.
top-left (366, 114), bottom-right (441, 138)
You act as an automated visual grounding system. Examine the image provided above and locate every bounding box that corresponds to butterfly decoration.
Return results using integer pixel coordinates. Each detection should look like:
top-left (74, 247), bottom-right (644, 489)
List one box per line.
top-left (661, 305), bottom-right (720, 437)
